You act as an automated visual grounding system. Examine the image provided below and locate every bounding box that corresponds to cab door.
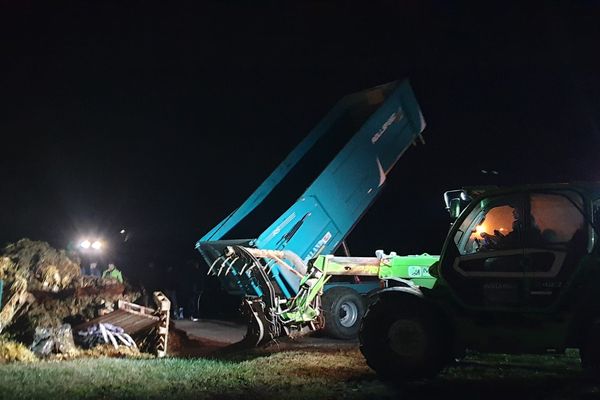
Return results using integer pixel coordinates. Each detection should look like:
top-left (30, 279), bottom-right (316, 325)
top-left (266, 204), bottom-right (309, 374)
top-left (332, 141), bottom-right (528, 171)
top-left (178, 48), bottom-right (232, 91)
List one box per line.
top-left (441, 193), bottom-right (527, 310)
top-left (522, 191), bottom-right (589, 309)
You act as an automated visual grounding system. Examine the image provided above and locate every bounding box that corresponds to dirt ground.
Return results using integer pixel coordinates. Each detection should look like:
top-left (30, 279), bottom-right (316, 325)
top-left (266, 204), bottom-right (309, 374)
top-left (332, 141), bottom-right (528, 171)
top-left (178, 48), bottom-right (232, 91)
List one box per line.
top-left (168, 318), bottom-right (357, 358)
top-left (167, 325), bottom-right (231, 357)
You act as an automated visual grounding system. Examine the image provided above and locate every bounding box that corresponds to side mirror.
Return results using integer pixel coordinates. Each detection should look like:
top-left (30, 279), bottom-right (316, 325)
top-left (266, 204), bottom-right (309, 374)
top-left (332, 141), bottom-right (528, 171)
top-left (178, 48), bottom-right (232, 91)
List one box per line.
top-left (444, 190), bottom-right (471, 220)
top-left (448, 198), bottom-right (462, 219)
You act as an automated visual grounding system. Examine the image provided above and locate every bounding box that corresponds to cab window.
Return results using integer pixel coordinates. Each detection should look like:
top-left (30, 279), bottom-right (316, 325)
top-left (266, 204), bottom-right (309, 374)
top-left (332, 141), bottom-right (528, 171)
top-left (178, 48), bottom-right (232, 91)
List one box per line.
top-left (454, 195), bottom-right (522, 255)
top-left (528, 192), bottom-right (585, 246)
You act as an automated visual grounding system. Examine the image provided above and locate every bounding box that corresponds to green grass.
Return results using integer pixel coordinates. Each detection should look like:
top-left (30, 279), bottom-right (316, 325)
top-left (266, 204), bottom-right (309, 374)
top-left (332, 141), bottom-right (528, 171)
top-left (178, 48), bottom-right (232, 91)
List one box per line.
top-left (1, 348), bottom-right (599, 400)
top-left (0, 349), bottom-right (390, 400)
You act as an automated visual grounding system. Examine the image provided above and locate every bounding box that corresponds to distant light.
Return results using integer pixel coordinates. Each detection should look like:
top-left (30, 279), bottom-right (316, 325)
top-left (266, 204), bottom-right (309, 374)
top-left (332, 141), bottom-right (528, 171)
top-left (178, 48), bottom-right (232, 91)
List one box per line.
top-left (120, 229), bottom-right (126, 234)
top-left (92, 241), bottom-right (102, 250)
top-left (481, 169), bottom-right (500, 175)
top-left (80, 240), bottom-right (91, 249)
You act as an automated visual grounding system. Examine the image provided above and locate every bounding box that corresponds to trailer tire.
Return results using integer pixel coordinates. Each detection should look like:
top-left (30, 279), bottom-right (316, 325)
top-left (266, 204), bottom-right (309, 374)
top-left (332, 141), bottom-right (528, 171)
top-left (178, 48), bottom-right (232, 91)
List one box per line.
top-left (321, 287), bottom-right (365, 340)
top-left (359, 295), bottom-right (448, 381)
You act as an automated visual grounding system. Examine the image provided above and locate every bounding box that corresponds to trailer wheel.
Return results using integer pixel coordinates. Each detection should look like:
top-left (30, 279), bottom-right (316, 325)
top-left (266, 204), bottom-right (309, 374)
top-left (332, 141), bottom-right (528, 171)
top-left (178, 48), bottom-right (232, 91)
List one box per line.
top-left (359, 295), bottom-right (447, 381)
top-left (321, 287), bottom-right (365, 340)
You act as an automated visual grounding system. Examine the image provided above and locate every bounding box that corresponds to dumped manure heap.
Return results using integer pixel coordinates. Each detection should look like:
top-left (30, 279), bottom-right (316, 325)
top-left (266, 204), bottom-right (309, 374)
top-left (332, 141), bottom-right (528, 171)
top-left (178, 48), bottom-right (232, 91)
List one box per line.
top-left (0, 239), bottom-right (141, 360)
top-left (0, 336), bottom-right (37, 364)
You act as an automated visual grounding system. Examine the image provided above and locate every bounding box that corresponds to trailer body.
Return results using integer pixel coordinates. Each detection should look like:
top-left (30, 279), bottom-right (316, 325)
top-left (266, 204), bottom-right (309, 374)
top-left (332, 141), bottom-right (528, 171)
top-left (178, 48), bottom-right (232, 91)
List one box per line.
top-left (197, 80), bottom-right (426, 298)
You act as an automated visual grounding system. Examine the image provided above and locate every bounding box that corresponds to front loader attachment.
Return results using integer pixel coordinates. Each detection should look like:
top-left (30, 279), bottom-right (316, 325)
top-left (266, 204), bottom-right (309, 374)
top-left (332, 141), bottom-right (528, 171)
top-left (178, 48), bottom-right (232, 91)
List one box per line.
top-left (201, 243), bottom-right (440, 346)
top-left (200, 244), bottom-right (326, 345)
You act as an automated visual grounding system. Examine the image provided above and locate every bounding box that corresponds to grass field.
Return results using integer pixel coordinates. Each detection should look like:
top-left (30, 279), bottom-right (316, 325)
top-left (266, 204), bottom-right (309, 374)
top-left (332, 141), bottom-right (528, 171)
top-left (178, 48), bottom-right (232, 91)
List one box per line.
top-left (1, 347), bottom-right (599, 400)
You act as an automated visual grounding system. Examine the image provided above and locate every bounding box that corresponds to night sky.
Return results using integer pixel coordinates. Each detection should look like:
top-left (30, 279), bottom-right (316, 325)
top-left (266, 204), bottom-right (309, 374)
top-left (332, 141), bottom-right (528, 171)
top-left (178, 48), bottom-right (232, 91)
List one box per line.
top-left (1, 2), bottom-right (600, 275)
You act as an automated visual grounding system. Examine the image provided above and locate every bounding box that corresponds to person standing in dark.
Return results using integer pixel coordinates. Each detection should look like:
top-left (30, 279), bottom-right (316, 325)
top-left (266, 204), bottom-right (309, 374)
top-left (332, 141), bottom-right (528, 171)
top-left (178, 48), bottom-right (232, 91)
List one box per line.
top-left (183, 259), bottom-right (205, 321)
top-left (81, 262), bottom-right (102, 278)
top-left (139, 261), bottom-right (160, 307)
top-left (162, 265), bottom-right (182, 319)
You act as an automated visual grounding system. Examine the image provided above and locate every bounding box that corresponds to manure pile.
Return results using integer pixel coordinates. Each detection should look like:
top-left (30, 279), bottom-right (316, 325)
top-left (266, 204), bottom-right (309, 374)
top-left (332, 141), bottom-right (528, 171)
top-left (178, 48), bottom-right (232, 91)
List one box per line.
top-left (0, 239), bottom-right (141, 361)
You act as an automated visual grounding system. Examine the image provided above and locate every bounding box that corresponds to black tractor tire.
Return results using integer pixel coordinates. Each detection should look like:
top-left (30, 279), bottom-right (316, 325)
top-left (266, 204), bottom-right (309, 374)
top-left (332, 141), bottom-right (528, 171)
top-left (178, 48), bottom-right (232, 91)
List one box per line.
top-left (580, 322), bottom-right (600, 380)
top-left (359, 295), bottom-right (448, 381)
top-left (321, 287), bottom-right (365, 340)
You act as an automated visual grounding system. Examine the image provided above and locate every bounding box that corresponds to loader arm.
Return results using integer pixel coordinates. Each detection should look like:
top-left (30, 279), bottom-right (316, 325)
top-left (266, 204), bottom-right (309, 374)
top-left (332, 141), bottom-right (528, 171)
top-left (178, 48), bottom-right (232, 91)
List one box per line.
top-left (209, 245), bottom-right (439, 344)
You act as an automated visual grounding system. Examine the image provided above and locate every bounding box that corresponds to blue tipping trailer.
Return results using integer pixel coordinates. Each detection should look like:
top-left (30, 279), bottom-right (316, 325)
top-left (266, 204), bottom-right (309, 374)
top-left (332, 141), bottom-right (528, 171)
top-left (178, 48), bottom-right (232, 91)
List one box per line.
top-left (196, 79), bottom-right (426, 339)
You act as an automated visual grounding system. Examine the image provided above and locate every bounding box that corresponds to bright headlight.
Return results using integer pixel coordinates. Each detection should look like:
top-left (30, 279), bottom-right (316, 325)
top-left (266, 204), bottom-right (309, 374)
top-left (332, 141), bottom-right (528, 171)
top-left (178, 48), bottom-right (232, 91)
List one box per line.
top-left (80, 240), bottom-right (91, 249)
top-left (91, 241), bottom-right (102, 250)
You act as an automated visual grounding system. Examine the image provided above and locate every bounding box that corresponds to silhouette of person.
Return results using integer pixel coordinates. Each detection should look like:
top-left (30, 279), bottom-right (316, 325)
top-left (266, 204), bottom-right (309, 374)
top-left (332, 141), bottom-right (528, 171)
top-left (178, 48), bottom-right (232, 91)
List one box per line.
top-left (480, 206), bottom-right (524, 250)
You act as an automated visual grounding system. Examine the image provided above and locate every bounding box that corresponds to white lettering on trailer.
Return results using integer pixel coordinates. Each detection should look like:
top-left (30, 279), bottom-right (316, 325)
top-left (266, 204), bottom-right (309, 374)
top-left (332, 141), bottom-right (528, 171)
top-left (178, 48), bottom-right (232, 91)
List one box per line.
top-left (371, 107), bottom-right (404, 144)
top-left (305, 231), bottom-right (332, 262)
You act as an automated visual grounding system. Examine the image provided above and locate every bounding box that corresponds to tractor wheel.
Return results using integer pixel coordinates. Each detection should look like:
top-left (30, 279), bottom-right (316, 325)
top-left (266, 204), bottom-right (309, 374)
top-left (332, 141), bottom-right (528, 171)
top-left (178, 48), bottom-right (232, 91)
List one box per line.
top-left (580, 322), bottom-right (600, 380)
top-left (321, 287), bottom-right (365, 340)
top-left (359, 295), bottom-right (448, 381)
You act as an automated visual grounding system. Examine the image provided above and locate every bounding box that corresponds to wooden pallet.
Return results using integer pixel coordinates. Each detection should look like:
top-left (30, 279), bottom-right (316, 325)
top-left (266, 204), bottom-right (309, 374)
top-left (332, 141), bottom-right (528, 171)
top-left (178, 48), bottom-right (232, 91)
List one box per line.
top-left (74, 309), bottom-right (159, 335)
top-left (73, 291), bottom-right (171, 357)
top-left (153, 291), bottom-right (171, 358)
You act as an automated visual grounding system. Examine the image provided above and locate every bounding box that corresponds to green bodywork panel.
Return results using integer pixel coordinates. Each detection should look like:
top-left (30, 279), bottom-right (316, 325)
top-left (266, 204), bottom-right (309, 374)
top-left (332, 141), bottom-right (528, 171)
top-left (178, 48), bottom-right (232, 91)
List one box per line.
top-left (378, 254), bottom-right (440, 289)
top-left (311, 253), bottom-right (440, 289)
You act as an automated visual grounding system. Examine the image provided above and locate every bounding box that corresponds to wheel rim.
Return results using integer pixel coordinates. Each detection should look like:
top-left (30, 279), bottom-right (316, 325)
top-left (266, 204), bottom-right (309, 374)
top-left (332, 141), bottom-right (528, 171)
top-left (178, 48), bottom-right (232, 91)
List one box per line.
top-left (339, 301), bottom-right (359, 328)
top-left (387, 319), bottom-right (427, 358)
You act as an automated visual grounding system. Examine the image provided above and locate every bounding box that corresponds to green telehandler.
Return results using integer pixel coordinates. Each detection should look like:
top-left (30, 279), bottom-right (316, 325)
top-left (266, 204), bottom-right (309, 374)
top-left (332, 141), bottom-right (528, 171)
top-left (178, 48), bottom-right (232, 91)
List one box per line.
top-left (359, 183), bottom-right (600, 380)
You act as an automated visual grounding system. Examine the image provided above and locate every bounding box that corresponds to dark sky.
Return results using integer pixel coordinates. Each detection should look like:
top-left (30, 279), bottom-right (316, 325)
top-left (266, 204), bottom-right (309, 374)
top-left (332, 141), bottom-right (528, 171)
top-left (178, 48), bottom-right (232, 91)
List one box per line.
top-left (1, 1), bottom-right (600, 271)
